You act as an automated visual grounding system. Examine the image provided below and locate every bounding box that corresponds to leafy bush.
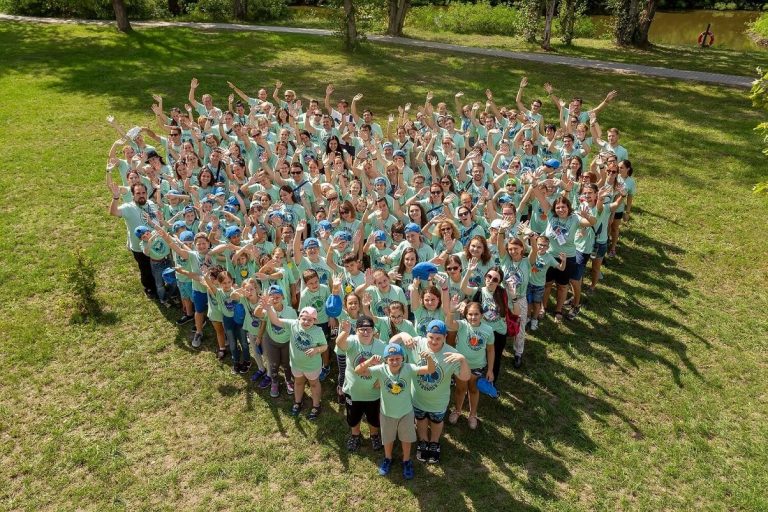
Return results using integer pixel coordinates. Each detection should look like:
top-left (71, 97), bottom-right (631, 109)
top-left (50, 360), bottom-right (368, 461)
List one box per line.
top-left (0, 0), bottom-right (168, 19)
top-left (408, 2), bottom-right (523, 36)
top-left (749, 12), bottom-right (768, 39)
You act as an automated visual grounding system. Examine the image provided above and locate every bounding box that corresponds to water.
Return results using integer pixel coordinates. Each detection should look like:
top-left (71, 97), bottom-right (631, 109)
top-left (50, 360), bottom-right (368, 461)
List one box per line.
top-left (591, 10), bottom-right (764, 51)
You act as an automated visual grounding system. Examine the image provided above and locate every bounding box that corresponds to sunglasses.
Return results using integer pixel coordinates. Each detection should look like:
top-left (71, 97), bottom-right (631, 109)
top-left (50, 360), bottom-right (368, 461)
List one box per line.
top-left (485, 275), bottom-right (501, 283)
top-left (291, 171), bottom-right (303, 175)
top-left (458, 211), bottom-right (470, 217)
top-left (430, 191), bottom-right (442, 195)
top-left (446, 266), bottom-right (460, 271)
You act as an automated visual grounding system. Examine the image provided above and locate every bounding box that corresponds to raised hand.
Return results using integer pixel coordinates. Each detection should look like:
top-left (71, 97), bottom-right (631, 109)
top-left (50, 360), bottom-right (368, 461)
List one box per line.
top-left (543, 82), bottom-right (553, 94)
top-left (275, 80), bottom-right (283, 89)
top-left (520, 77), bottom-right (528, 88)
top-left (326, 83), bottom-right (334, 96)
top-left (353, 93), bottom-right (363, 102)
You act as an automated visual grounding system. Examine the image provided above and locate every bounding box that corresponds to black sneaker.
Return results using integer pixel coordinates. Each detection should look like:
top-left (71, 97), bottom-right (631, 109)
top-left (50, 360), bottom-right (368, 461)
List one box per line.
top-left (176, 314), bottom-right (194, 326)
top-left (427, 442), bottom-right (441, 464)
top-left (370, 433), bottom-right (383, 451)
top-left (231, 364), bottom-right (240, 375)
top-left (415, 441), bottom-right (428, 463)
top-left (237, 362), bottom-right (248, 374)
top-left (346, 434), bottom-right (362, 452)
top-left (513, 355), bottom-right (523, 368)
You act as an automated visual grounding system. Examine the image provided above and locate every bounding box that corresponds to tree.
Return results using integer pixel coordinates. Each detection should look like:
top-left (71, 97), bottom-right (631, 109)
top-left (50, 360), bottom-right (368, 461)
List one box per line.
top-left (342, 0), bottom-right (359, 50)
top-left (112, 0), bottom-right (132, 32)
top-left (751, 68), bottom-right (768, 194)
top-left (234, 0), bottom-right (248, 19)
top-left (519, 0), bottom-right (541, 44)
top-left (541, 0), bottom-right (558, 50)
top-left (386, 0), bottom-right (410, 37)
top-left (558, 0), bottom-right (584, 46)
top-left (610, 0), bottom-right (657, 48)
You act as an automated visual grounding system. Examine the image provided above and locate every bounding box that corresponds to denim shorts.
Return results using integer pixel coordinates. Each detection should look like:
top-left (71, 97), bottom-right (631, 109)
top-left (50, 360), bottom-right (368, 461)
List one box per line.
top-left (413, 406), bottom-right (446, 424)
top-left (593, 241), bottom-right (608, 259)
top-left (178, 281), bottom-right (193, 300)
top-left (527, 283), bottom-right (545, 303)
top-left (192, 290), bottom-right (208, 313)
top-left (573, 251), bottom-right (589, 281)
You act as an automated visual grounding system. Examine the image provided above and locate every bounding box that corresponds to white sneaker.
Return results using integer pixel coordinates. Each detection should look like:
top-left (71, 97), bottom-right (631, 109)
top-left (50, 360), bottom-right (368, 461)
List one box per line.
top-left (191, 331), bottom-right (203, 348)
top-left (530, 319), bottom-right (539, 331)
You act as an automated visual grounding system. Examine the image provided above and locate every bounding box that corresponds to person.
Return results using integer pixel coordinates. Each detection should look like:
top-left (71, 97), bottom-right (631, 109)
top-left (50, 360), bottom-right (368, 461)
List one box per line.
top-left (446, 300), bottom-right (495, 428)
top-left (108, 181), bottom-right (159, 299)
top-left (254, 285), bottom-right (298, 398)
top-left (498, 237), bottom-right (532, 367)
top-left (526, 234), bottom-right (565, 330)
top-left (392, 320), bottom-right (470, 465)
top-left (263, 302), bottom-right (327, 420)
top-left (608, 159), bottom-right (635, 259)
top-left (355, 343), bottom-right (436, 480)
top-left (297, 269), bottom-right (333, 380)
top-left (202, 269), bottom-right (250, 375)
top-left (336, 316), bottom-right (387, 452)
top-left (136, 224), bottom-right (175, 307)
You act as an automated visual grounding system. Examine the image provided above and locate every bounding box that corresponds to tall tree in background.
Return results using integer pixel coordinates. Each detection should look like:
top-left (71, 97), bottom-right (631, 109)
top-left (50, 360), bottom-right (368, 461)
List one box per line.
top-left (234, 0), bottom-right (248, 19)
top-left (342, 0), bottom-right (359, 50)
top-left (519, 0), bottom-right (541, 44)
top-left (558, 0), bottom-right (584, 46)
top-left (386, 0), bottom-right (410, 37)
top-left (112, 0), bottom-right (132, 32)
top-left (540, 0), bottom-right (558, 50)
top-left (610, 0), bottom-right (657, 48)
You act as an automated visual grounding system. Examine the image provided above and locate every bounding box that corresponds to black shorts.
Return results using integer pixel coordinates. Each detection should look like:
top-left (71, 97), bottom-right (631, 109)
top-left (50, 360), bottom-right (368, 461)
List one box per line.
top-left (613, 211), bottom-right (624, 220)
top-left (546, 256), bottom-right (577, 285)
top-left (345, 395), bottom-right (381, 428)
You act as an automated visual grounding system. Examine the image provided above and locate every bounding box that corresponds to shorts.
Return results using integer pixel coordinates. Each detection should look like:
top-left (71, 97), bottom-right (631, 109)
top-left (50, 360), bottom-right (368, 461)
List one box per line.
top-left (526, 283), bottom-right (545, 304)
top-left (178, 281), bottom-right (193, 300)
top-left (345, 395), bottom-right (381, 428)
top-left (317, 322), bottom-right (333, 355)
top-left (613, 211), bottom-right (624, 220)
top-left (292, 367), bottom-right (321, 381)
top-left (192, 290), bottom-right (208, 313)
top-left (551, 256), bottom-right (577, 285)
top-left (413, 406), bottom-right (446, 424)
top-left (593, 241), bottom-right (608, 259)
top-left (573, 251), bottom-right (589, 281)
top-left (470, 366), bottom-right (488, 377)
top-left (380, 411), bottom-right (417, 444)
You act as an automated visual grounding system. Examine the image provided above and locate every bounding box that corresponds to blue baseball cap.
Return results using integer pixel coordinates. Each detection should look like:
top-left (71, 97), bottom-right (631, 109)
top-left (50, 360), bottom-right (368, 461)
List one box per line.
top-left (162, 268), bottom-right (177, 285)
top-left (404, 223), bottom-right (421, 234)
top-left (373, 230), bottom-right (387, 242)
top-left (205, 222), bottom-right (215, 232)
top-left (183, 205), bottom-right (196, 214)
top-left (214, 186), bottom-right (226, 196)
top-left (172, 220), bottom-right (186, 232)
top-left (382, 142), bottom-right (394, 149)
top-left (426, 319), bottom-right (447, 335)
top-left (477, 377), bottom-right (498, 399)
top-left (412, 262), bottom-right (438, 281)
top-left (374, 177), bottom-right (387, 186)
top-left (544, 158), bottom-right (561, 169)
top-left (317, 220), bottom-right (333, 233)
top-left (393, 150), bottom-right (406, 159)
top-left (167, 189), bottom-right (184, 197)
top-left (498, 194), bottom-right (514, 205)
top-left (382, 343), bottom-right (405, 359)
top-left (224, 205), bottom-right (237, 214)
top-left (134, 225), bottom-right (150, 238)
top-left (267, 285), bottom-right (284, 296)
top-left (267, 211), bottom-right (285, 220)
top-left (334, 231), bottom-right (352, 242)
top-left (179, 230), bottom-right (195, 242)
top-left (226, 196), bottom-right (239, 206)
top-left (303, 237), bottom-right (320, 249)
top-left (201, 197), bottom-right (214, 205)
top-left (224, 226), bottom-right (242, 239)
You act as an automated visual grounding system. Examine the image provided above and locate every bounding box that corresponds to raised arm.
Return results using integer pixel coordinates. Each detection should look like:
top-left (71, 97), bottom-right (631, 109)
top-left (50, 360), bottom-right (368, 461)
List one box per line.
top-left (588, 90), bottom-right (618, 117)
top-left (515, 77), bottom-right (528, 113)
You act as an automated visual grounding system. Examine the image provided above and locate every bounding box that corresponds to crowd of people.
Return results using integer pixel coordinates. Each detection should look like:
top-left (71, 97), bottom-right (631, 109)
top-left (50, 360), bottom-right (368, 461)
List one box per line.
top-left (107, 76), bottom-right (635, 480)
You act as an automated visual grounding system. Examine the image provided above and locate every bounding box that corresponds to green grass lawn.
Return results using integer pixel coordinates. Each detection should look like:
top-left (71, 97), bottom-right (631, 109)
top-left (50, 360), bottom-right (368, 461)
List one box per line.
top-left (1, 20), bottom-right (767, 511)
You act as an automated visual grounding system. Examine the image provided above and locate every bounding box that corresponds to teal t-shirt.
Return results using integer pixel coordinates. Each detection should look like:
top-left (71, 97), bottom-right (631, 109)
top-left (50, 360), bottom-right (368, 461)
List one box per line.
top-left (455, 319), bottom-right (494, 370)
top-left (374, 316), bottom-right (416, 344)
top-left (266, 305), bottom-right (297, 343)
top-left (366, 284), bottom-right (408, 317)
top-left (407, 338), bottom-right (462, 413)
top-left (412, 305), bottom-right (446, 338)
top-left (299, 284), bottom-right (330, 324)
top-left (546, 214), bottom-right (580, 258)
top-left (369, 363), bottom-right (419, 418)
top-left (499, 255), bottom-right (531, 298)
top-left (284, 319), bottom-right (326, 373)
top-left (342, 336), bottom-right (388, 401)
top-left (529, 252), bottom-right (559, 287)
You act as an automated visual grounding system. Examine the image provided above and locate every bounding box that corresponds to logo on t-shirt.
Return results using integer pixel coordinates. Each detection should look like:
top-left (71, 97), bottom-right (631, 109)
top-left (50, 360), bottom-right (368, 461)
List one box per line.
top-left (294, 331), bottom-right (312, 350)
top-left (417, 359), bottom-right (443, 392)
top-left (468, 334), bottom-right (485, 351)
top-left (385, 376), bottom-right (406, 395)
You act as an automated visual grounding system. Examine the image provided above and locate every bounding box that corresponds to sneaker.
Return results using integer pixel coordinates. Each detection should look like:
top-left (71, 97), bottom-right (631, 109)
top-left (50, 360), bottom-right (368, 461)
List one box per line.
top-left (530, 319), bottom-right (539, 331)
top-left (176, 314), bottom-right (194, 326)
top-left (269, 380), bottom-right (279, 398)
top-left (286, 380), bottom-right (295, 395)
top-left (514, 355), bottom-right (523, 368)
top-left (231, 364), bottom-right (240, 375)
top-left (250, 369), bottom-right (267, 383)
top-left (191, 331), bottom-right (203, 349)
top-left (290, 402), bottom-right (302, 416)
top-left (468, 416), bottom-right (478, 430)
top-left (606, 250), bottom-right (616, 259)
top-left (160, 300), bottom-right (172, 309)
top-left (564, 296), bottom-right (573, 307)
top-left (402, 460), bottom-right (415, 480)
top-left (378, 458), bottom-right (392, 476)
top-left (415, 441), bottom-right (428, 462)
top-left (258, 374), bottom-right (272, 390)
top-left (237, 363), bottom-right (248, 375)
top-left (553, 311), bottom-right (563, 324)
top-left (144, 289), bottom-right (158, 300)
top-left (242, 360), bottom-right (252, 372)
top-left (216, 347), bottom-right (226, 361)
top-left (566, 305), bottom-right (581, 321)
top-left (319, 366), bottom-right (331, 381)
top-left (346, 434), bottom-right (362, 452)
top-left (371, 433), bottom-right (383, 451)
top-left (427, 442), bottom-right (441, 464)
top-left (308, 405), bottom-right (321, 421)
top-left (448, 410), bottom-right (460, 425)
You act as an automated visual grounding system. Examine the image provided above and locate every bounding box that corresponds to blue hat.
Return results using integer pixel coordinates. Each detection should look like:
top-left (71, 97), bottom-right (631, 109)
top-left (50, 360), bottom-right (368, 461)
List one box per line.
top-left (201, 197), bottom-right (214, 205)
top-left (205, 221), bottom-right (215, 232)
top-left (224, 205), bottom-right (237, 214)
top-left (214, 187), bottom-right (226, 196)
top-left (224, 226), bottom-right (242, 239)
top-left (167, 189), bottom-right (184, 197)
top-left (134, 225), bottom-right (150, 238)
top-left (172, 220), bottom-right (186, 232)
top-left (382, 343), bottom-right (405, 359)
top-left (412, 262), bottom-right (438, 281)
top-left (226, 196), bottom-right (239, 206)
top-left (373, 230), bottom-right (387, 242)
top-left (544, 158), bottom-right (561, 169)
top-left (267, 211), bottom-right (285, 220)
top-left (426, 319), bottom-right (447, 335)
top-left (183, 205), bottom-right (196, 214)
top-left (382, 142), bottom-right (394, 149)
top-left (179, 230), bottom-right (195, 242)
top-left (267, 284), bottom-right (284, 296)
top-left (303, 237), bottom-right (320, 250)
top-left (374, 177), bottom-right (387, 186)
top-left (162, 268), bottom-right (177, 285)
top-left (393, 150), bottom-right (406, 159)
top-left (334, 231), bottom-right (352, 242)
top-left (498, 194), bottom-right (514, 205)
top-left (404, 223), bottom-right (421, 234)
top-left (476, 377), bottom-right (498, 398)
top-left (317, 220), bottom-right (333, 233)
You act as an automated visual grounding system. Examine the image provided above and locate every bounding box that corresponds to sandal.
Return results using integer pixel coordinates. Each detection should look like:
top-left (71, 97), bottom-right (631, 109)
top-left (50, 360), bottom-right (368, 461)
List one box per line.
top-left (566, 305), bottom-right (580, 321)
top-left (468, 416), bottom-right (478, 430)
top-left (290, 402), bottom-right (302, 416)
top-left (308, 405), bottom-right (321, 421)
top-left (448, 410), bottom-right (461, 425)
top-left (554, 311), bottom-right (563, 323)
top-left (537, 310), bottom-right (545, 320)
top-left (216, 348), bottom-right (227, 361)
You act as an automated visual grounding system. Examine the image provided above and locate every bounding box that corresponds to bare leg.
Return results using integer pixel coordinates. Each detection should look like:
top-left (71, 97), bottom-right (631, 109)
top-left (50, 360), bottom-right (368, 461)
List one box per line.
top-left (308, 378), bottom-right (321, 407)
top-left (294, 375), bottom-right (307, 403)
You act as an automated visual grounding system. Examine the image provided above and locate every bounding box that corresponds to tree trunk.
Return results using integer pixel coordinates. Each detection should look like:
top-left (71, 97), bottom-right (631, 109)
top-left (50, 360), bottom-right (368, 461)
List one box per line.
top-left (387, 0), bottom-right (410, 37)
top-left (634, 0), bottom-right (656, 48)
top-left (168, 0), bottom-right (181, 16)
top-left (559, 0), bottom-right (577, 46)
top-left (613, 0), bottom-right (655, 48)
top-left (233, 0), bottom-right (247, 20)
top-left (520, 0), bottom-right (541, 43)
top-left (112, 0), bottom-right (132, 32)
top-left (342, 0), bottom-right (358, 51)
top-left (541, 0), bottom-right (557, 50)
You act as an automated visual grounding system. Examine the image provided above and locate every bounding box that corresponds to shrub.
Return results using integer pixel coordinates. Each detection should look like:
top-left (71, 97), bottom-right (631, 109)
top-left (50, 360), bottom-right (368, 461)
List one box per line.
top-left (408, 2), bottom-right (523, 36)
top-left (67, 249), bottom-right (102, 322)
top-left (749, 12), bottom-right (768, 40)
top-left (0, 0), bottom-right (168, 19)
